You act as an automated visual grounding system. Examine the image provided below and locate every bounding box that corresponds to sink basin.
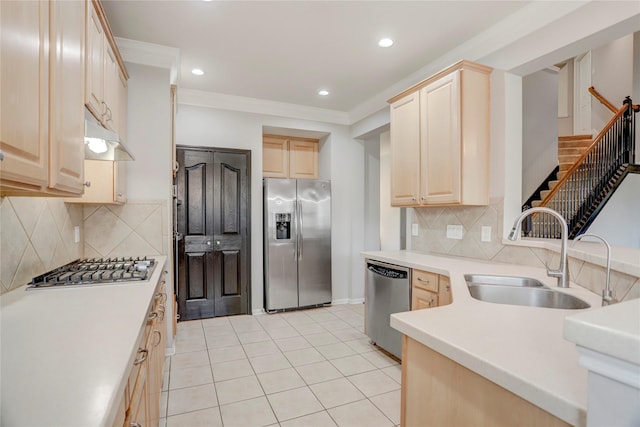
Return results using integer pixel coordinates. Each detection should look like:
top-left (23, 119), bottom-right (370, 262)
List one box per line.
top-left (464, 274), bottom-right (545, 288)
top-left (465, 274), bottom-right (590, 310)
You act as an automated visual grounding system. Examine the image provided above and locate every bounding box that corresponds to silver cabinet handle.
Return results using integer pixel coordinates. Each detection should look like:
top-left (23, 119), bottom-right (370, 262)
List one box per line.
top-left (117, 192), bottom-right (123, 197)
top-left (0, 149), bottom-right (4, 161)
top-left (133, 349), bottom-right (148, 365)
top-left (148, 311), bottom-right (158, 321)
top-left (131, 422), bottom-right (142, 427)
top-left (417, 277), bottom-right (431, 284)
top-left (84, 181), bottom-right (91, 187)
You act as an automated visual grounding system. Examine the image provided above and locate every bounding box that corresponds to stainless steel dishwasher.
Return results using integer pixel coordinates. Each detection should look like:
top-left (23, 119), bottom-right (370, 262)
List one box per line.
top-left (365, 259), bottom-right (410, 359)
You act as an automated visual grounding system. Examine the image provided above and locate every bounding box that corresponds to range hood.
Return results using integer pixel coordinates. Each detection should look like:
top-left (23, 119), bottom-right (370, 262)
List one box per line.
top-left (84, 116), bottom-right (134, 161)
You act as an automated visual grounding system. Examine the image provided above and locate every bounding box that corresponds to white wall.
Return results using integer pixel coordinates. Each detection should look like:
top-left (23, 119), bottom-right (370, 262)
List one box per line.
top-left (379, 131), bottom-right (402, 251)
top-left (363, 136), bottom-right (380, 252)
top-left (175, 105), bottom-right (365, 312)
top-left (124, 62), bottom-right (175, 348)
top-left (587, 173), bottom-right (640, 248)
top-left (591, 34), bottom-right (634, 132)
top-left (522, 69), bottom-right (559, 202)
top-left (125, 64), bottom-right (173, 200)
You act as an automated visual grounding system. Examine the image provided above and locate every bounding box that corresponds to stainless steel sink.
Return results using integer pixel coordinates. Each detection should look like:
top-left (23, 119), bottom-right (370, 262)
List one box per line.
top-left (465, 274), bottom-right (590, 310)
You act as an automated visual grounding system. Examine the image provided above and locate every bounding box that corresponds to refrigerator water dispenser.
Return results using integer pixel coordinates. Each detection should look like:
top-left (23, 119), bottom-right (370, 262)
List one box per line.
top-left (275, 213), bottom-right (291, 240)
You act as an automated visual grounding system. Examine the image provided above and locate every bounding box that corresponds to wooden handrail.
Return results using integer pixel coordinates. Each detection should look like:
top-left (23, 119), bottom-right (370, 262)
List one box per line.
top-left (538, 103), bottom-right (628, 207)
top-left (588, 86), bottom-right (617, 113)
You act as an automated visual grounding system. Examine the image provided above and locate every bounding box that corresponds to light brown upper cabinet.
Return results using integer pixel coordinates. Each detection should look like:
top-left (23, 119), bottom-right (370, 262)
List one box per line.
top-left (1, 0), bottom-right (86, 196)
top-left (263, 135), bottom-right (319, 179)
top-left (85, 0), bottom-right (128, 136)
top-left (66, 160), bottom-right (126, 204)
top-left (388, 60), bottom-right (492, 207)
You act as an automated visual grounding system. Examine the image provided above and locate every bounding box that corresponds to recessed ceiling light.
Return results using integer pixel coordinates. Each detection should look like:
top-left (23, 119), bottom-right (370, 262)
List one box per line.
top-left (191, 68), bottom-right (204, 76)
top-left (318, 90), bottom-right (329, 96)
top-left (378, 38), bottom-right (394, 48)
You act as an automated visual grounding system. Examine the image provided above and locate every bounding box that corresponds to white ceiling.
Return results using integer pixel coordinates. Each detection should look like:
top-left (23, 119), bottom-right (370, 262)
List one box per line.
top-left (102, 1), bottom-right (529, 112)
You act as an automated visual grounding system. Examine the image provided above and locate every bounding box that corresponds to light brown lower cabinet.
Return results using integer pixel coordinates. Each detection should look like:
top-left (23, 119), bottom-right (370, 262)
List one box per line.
top-left (411, 270), bottom-right (451, 310)
top-left (401, 336), bottom-right (570, 427)
top-left (115, 270), bottom-right (167, 427)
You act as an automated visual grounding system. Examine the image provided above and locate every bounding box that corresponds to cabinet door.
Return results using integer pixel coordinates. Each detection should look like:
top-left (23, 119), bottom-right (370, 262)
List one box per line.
top-left (103, 40), bottom-right (119, 132)
top-left (85, 0), bottom-right (105, 120)
top-left (66, 160), bottom-right (124, 204)
top-left (289, 139), bottom-right (318, 179)
top-left (263, 136), bottom-right (288, 178)
top-left (390, 92), bottom-right (420, 206)
top-left (420, 71), bottom-right (461, 204)
top-left (48, 0), bottom-right (85, 194)
top-left (117, 68), bottom-right (128, 142)
top-left (0, 1), bottom-right (50, 190)
top-left (412, 286), bottom-right (438, 310)
top-left (438, 275), bottom-right (452, 306)
top-left (114, 161), bottom-right (127, 203)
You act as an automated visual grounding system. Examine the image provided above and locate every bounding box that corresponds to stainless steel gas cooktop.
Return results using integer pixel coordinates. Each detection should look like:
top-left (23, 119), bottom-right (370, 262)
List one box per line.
top-left (28, 257), bottom-right (156, 289)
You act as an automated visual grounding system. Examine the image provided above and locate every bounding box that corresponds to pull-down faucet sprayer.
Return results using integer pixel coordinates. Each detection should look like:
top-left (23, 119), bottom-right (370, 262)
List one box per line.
top-left (508, 207), bottom-right (570, 288)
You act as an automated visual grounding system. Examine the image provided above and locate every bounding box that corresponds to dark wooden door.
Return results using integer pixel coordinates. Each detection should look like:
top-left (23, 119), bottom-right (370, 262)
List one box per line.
top-left (175, 147), bottom-right (250, 320)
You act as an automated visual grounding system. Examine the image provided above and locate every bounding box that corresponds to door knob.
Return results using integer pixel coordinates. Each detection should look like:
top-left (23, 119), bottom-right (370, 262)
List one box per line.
top-left (216, 241), bottom-right (221, 245)
top-left (206, 241), bottom-right (212, 246)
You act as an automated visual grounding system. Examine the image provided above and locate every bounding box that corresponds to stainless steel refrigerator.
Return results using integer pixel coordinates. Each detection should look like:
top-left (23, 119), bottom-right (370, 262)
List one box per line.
top-left (264, 178), bottom-right (331, 311)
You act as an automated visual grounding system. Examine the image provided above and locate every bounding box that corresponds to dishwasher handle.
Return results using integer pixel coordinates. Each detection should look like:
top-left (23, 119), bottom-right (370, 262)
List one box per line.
top-left (367, 261), bottom-right (408, 279)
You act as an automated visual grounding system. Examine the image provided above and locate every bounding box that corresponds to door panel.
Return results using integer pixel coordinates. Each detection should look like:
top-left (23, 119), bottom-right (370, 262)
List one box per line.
top-left (176, 148), bottom-right (250, 320)
top-left (297, 180), bottom-right (332, 307)
top-left (213, 151), bottom-right (249, 317)
top-left (176, 150), bottom-right (215, 320)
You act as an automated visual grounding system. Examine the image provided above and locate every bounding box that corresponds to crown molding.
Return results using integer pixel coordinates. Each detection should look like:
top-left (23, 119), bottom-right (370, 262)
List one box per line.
top-left (179, 89), bottom-right (351, 125)
top-left (114, 37), bottom-right (180, 84)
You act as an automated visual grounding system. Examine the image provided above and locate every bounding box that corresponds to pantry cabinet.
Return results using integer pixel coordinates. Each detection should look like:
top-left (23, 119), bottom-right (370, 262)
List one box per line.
top-left (263, 135), bottom-right (319, 179)
top-left (388, 60), bottom-right (492, 207)
top-left (411, 269), bottom-right (451, 310)
top-left (0, 0), bottom-right (85, 196)
top-left (85, 0), bottom-right (128, 136)
top-left (66, 160), bottom-right (126, 204)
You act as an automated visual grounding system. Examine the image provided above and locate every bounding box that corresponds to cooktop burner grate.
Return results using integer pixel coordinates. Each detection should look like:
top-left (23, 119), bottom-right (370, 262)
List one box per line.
top-left (28, 257), bottom-right (156, 289)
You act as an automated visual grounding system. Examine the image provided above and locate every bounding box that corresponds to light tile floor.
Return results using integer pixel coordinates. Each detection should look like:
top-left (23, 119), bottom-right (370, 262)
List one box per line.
top-left (160, 304), bottom-right (401, 427)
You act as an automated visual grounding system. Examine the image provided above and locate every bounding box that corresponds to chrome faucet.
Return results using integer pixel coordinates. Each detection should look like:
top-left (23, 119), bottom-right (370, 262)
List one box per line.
top-left (574, 233), bottom-right (617, 306)
top-left (508, 207), bottom-right (570, 288)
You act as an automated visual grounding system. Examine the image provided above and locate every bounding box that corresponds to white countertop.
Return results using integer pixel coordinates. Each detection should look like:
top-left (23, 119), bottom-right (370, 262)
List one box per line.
top-left (0, 256), bottom-right (167, 427)
top-left (363, 250), bottom-right (603, 427)
top-left (564, 298), bottom-right (640, 365)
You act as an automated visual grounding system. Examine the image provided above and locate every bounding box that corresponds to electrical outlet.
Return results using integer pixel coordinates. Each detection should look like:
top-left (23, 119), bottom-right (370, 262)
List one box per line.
top-left (411, 223), bottom-right (419, 236)
top-left (446, 225), bottom-right (463, 239)
top-left (74, 226), bottom-right (80, 243)
top-left (481, 226), bottom-right (492, 242)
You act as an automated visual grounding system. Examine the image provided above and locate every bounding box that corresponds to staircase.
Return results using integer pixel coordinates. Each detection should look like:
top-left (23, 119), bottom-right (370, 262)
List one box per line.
top-left (531, 135), bottom-right (592, 208)
top-left (523, 95), bottom-right (637, 239)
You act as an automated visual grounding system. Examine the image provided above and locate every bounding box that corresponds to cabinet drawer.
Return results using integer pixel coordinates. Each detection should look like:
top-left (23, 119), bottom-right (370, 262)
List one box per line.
top-left (412, 270), bottom-right (438, 292)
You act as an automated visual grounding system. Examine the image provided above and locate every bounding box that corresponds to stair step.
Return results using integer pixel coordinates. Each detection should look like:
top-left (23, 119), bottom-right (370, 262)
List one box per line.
top-left (540, 189), bottom-right (551, 200)
top-left (548, 180), bottom-right (560, 190)
top-left (558, 147), bottom-right (586, 156)
top-left (531, 200), bottom-right (542, 207)
top-left (558, 140), bottom-right (592, 149)
top-left (559, 162), bottom-right (575, 172)
top-left (558, 154), bottom-right (581, 163)
top-left (558, 134), bottom-right (592, 141)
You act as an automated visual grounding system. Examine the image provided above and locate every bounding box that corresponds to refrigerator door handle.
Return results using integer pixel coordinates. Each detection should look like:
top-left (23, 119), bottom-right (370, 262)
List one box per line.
top-left (298, 200), bottom-right (303, 261)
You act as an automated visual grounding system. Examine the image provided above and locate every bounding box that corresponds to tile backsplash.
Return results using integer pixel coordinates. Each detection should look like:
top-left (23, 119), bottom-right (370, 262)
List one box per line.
top-left (410, 198), bottom-right (639, 302)
top-left (0, 197), bottom-right (83, 294)
top-left (83, 199), bottom-right (169, 259)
